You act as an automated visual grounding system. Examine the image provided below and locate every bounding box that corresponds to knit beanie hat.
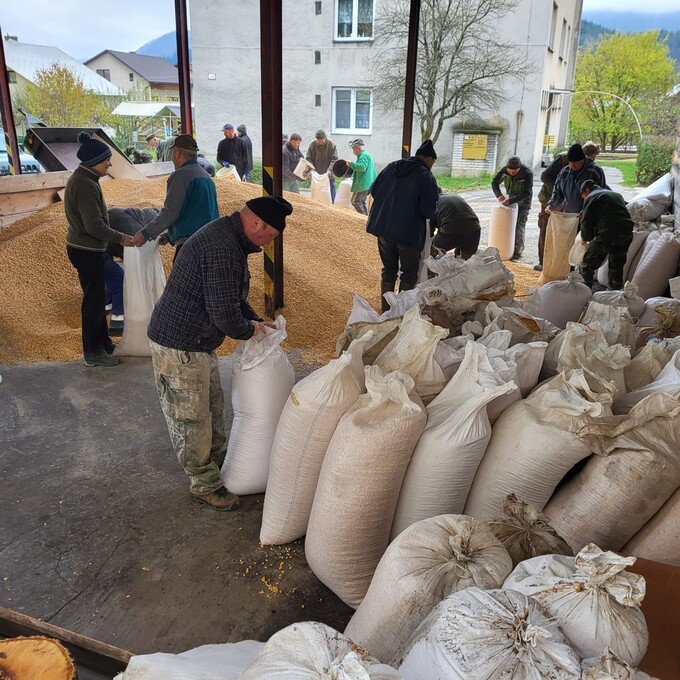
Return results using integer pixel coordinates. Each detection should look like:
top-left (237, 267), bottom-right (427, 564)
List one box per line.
top-left (237, 124), bottom-right (247, 134)
top-left (416, 139), bottom-right (437, 159)
top-left (246, 195), bottom-right (293, 232)
top-left (506, 156), bottom-right (521, 169)
top-left (76, 132), bottom-right (112, 167)
top-left (315, 129), bottom-right (327, 139)
top-left (567, 143), bottom-right (586, 161)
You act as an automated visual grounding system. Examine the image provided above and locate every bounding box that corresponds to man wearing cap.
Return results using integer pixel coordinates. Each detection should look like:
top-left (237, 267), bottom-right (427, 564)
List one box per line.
top-left (64, 132), bottom-right (135, 367)
top-left (216, 123), bottom-right (247, 179)
top-left (577, 179), bottom-right (633, 291)
top-left (236, 124), bottom-right (253, 181)
top-left (132, 135), bottom-right (219, 262)
top-left (346, 139), bottom-right (377, 214)
top-left (366, 140), bottom-right (439, 311)
top-left (548, 143), bottom-right (607, 214)
top-left (306, 130), bottom-right (338, 203)
top-left (147, 195), bottom-right (293, 511)
top-left (491, 156), bottom-right (533, 261)
top-left (282, 133), bottom-right (304, 193)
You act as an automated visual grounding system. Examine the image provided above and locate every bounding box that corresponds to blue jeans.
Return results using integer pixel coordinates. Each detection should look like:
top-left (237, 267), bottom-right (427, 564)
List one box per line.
top-left (104, 256), bottom-right (124, 316)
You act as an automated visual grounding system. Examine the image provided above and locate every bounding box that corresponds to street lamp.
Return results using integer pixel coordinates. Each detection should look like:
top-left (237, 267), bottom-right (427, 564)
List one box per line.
top-left (547, 88), bottom-right (644, 145)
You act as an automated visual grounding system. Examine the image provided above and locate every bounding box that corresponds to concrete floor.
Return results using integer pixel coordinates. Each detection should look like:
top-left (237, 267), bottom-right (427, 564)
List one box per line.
top-left (0, 357), bottom-right (353, 676)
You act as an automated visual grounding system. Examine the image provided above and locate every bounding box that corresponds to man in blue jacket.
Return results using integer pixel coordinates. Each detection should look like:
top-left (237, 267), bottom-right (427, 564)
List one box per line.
top-left (132, 135), bottom-right (219, 261)
top-left (548, 143), bottom-right (607, 214)
top-left (366, 140), bottom-right (439, 312)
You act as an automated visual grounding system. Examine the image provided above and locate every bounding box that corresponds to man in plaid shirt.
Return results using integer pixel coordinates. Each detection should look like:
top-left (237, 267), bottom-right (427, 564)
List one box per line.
top-left (148, 195), bottom-right (293, 510)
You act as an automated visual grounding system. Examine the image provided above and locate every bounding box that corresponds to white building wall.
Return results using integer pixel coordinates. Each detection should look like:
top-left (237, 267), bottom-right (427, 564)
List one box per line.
top-left (85, 54), bottom-right (151, 95)
top-left (191, 0), bottom-right (581, 173)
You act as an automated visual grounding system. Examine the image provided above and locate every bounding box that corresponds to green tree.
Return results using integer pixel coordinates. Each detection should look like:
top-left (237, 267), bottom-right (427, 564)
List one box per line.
top-left (16, 63), bottom-right (114, 128)
top-left (368, 0), bottom-right (529, 144)
top-left (570, 31), bottom-right (677, 150)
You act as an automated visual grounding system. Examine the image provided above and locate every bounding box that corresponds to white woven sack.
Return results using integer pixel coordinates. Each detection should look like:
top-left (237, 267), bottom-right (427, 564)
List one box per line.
top-left (545, 393), bottom-right (680, 552)
top-left (432, 334), bottom-right (474, 379)
top-left (626, 172), bottom-right (673, 222)
top-left (637, 296), bottom-right (680, 327)
top-left (597, 230), bottom-right (650, 288)
top-left (310, 170), bottom-right (332, 204)
top-left (631, 232), bottom-right (680, 300)
top-left (305, 366), bottom-right (426, 608)
top-left (345, 515), bottom-right (512, 667)
top-left (592, 281), bottom-right (646, 320)
top-left (581, 648), bottom-right (657, 680)
top-left (568, 237), bottom-right (587, 267)
top-left (114, 241), bottom-right (166, 357)
top-left (391, 343), bottom-right (516, 536)
top-left (220, 317), bottom-right (294, 495)
top-left (238, 622), bottom-right (401, 679)
top-left (397, 587), bottom-right (581, 680)
top-left (487, 494), bottom-right (573, 567)
top-left (116, 641), bottom-right (264, 680)
top-left (582, 344), bottom-right (631, 398)
top-left (540, 322), bottom-right (608, 380)
top-left (624, 341), bottom-right (677, 392)
top-left (581, 300), bottom-right (636, 348)
top-left (335, 178), bottom-right (354, 210)
top-left (503, 544), bottom-right (649, 666)
top-left (625, 487), bottom-right (680, 567)
top-left (345, 291), bottom-right (421, 325)
top-left (464, 369), bottom-right (614, 520)
top-left (260, 332), bottom-right (372, 545)
top-left (536, 272), bottom-right (592, 329)
top-left (613, 348), bottom-right (680, 414)
top-left (375, 305), bottom-right (449, 402)
top-left (537, 211), bottom-right (580, 285)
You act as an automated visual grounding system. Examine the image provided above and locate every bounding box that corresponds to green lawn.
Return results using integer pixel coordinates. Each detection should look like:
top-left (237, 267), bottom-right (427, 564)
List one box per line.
top-left (597, 159), bottom-right (637, 188)
top-left (435, 173), bottom-right (492, 193)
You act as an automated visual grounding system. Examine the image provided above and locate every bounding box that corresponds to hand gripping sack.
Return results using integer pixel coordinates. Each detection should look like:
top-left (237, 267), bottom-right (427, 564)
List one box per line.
top-left (397, 587), bottom-right (581, 680)
top-left (260, 332), bottom-right (372, 545)
top-left (238, 622), bottom-right (401, 680)
top-left (487, 494), bottom-right (572, 567)
top-left (305, 367), bottom-right (427, 608)
top-left (464, 369), bottom-right (615, 520)
top-left (114, 240), bottom-right (166, 357)
top-left (310, 170), bottom-right (332, 204)
top-left (220, 317), bottom-right (294, 495)
top-left (536, 272), bottom-right (592, 329)
top-left (545, 393), bottom-right (680, 552)
top-left (503, 544), bottom-right (649, 666)
top-left (581, 648), bottom-right (657, 680)
top-left (345, 515), bottom-right (512, 668)
top-left (592, 281), bottom-right (646, 320)
top-left (391, 343), bottom-right (516, 536)
top-left (537, 211), bottom-right (580, 285)
top-left (624, 487), bottom-right (680, 567)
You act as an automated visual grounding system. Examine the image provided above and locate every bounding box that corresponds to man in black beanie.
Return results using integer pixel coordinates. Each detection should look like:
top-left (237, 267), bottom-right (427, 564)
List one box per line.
top-left (147, 195), bottom-right (292, 511)
top-left (366, 140), bottom-right (439, 312)
top-left (548, 143), bottom-right (607, 214)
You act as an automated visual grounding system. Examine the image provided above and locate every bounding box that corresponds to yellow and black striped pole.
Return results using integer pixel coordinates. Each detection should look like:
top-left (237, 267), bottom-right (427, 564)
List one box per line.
top-left (259, 0), bottom-right (284, 319)
top-left (0, 28), bottom-right (22, 175)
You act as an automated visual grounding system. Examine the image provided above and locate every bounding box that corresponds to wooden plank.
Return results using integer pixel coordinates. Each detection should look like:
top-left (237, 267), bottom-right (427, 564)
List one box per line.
top-left (0, 171), bottom-right (71, 194)
top-left (0, 188), bottom-right (59, 217)
top-left (0, 605), bottom-right (131, 675)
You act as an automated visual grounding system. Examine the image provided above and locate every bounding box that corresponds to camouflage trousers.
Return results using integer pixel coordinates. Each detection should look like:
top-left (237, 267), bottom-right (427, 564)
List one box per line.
top-left (150, 341), bottom-right (226, 495)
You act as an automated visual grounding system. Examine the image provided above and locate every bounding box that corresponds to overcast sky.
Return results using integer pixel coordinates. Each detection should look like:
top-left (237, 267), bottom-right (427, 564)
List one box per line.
top-left (0, 0), bottom-right (674, 62)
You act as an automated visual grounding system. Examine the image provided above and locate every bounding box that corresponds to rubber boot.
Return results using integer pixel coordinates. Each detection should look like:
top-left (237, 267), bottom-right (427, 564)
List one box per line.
top-left (380, 282), bottom-right (394, 313)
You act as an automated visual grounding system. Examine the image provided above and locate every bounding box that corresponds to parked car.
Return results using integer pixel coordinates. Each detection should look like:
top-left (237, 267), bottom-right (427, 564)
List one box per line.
top-left (0, 131), bottom-right (44, 175)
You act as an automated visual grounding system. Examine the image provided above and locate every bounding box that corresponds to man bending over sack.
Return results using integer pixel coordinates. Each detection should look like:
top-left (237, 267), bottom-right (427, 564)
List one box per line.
top-left (147, 195), bottom-right (293, 511)
top-left (577, 179), bottom-right (634, 291)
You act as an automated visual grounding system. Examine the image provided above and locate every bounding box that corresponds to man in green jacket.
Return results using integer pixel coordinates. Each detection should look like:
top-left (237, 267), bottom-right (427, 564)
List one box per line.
top-left (345, 139), bottom-right (377, 215)
top-left (578, 179), bottom-right (634, 290)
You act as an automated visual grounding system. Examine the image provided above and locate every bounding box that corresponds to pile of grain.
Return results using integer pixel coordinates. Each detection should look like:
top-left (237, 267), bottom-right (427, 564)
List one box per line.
top-left (0, 177), bottom-right (540, 365)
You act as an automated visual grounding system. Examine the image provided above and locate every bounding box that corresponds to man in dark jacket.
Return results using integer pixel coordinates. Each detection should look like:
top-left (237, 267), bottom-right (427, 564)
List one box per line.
top-left (216, 123), bottom-right (247, 178)
top-left (431, 193), bottom-right (481, 260)
top-left (548, 143), bottom-right (607, 214)
top-left (535, 151), bottom-right (568, 271)
top-left (282, 133), bottom-right (304, 193)
top-left (306, 129), bottom-right (339, 203)
top-left (577, 180), bottom-right (634, 290)
top-left (148, 195), bottom-right (293, 510)
top-left (236, 124), bottom-right (254, 181)
top-left (366, 140), bottom-right (439, 311)
top-left (491, 156), bottom-right (533, 260)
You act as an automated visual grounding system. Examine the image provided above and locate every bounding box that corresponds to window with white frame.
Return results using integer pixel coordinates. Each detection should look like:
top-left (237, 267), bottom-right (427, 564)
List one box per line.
top-left (548, 3), bottom-right (558, 52)
top-left (332, 88), bottom-right (372, 133)
top-left (335, 0), bottom-right (374, 40)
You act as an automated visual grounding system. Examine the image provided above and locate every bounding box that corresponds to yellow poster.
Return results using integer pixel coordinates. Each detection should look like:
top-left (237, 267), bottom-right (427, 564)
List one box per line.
top-left (462, 134), bottom-right (488, 160)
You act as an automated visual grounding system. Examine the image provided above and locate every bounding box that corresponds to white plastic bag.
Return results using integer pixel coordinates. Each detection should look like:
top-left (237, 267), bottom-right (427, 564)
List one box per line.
top-left (114, 241), bottom-right (166, 357)
top-left (503, 544), bottom-right (649, 666)
top-left (305, 366), bottom-right (426, 608)
top-left (568, 237), bottom-right (587, 267)
top-left (220, 317), bottom-right (294, 495)
top-left (391, 343), bottom-right (516, 536)
top-left (398, 587), bottom-right (581, 679)
top-left (239, 622), bottom-right (401, 679)
top-left (536, 271), bottom-right (592, 329)
top-left (260, 332), bottom-right (372, 545)
top-left (345, 515), bottom-right (512, 667)
top-left (310, 170), bottom-right (332, 204)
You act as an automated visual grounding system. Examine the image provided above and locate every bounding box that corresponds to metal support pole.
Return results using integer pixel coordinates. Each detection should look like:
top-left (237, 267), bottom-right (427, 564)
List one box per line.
top-left (174, 0), bottom-right (192, 136)
top-left (401, 0), bottom-right (421, 159)
top-left (260, 0), bottom-right (284, 317)
top-left (0, 29), bottom-right (22, 175)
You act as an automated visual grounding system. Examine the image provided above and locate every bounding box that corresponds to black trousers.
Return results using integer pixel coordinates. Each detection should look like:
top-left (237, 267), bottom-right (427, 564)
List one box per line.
top-left (579, 237), bottom-right (632, 290)
top-left (514, 204), bottom-right (530, 259)
top-left (433, 230), bottom-right (481, 260)
top-left (537, 205), bottom-right (549, 265)
top-left (67, 246), bottom-right (110, 356)
top-left (378, 237), bottom-right (422, 291)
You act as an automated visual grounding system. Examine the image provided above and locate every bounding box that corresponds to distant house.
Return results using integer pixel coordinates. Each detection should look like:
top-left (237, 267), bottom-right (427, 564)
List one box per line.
top-left (84, 50), bottom-right (184, 102)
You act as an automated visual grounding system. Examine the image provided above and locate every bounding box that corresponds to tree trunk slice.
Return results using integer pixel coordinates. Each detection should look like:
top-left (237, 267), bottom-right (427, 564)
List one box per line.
top-left (0, 636), bottom-right (76, 679)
